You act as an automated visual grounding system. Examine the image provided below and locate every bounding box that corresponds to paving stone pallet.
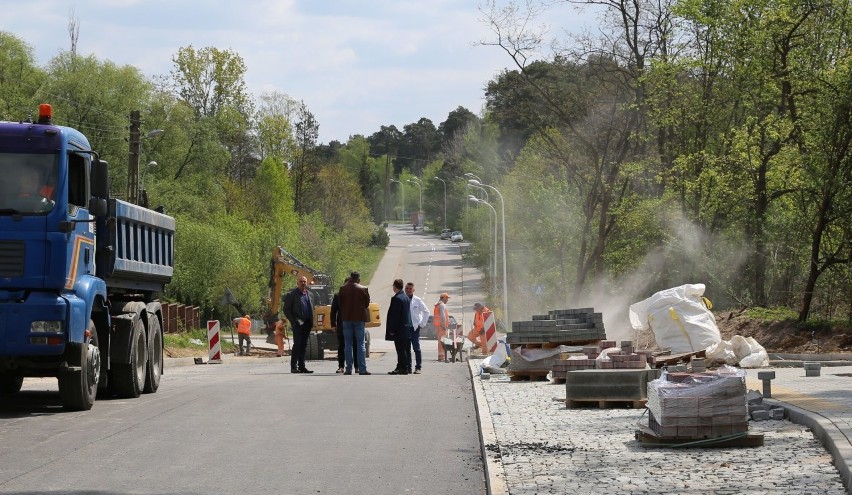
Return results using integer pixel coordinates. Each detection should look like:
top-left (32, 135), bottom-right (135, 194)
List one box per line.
top-left (508, 307), bottom-right (606, 345)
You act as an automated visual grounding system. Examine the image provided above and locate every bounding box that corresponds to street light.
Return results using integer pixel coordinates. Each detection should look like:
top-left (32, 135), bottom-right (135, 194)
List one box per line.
top-left (407, 178), bottom-right (422, 227)
top-left (467, 181), bottom-right (489, 202)
top-left (468, 179), bottom-right (508, 328)
top-left (390, 179), bottom-right (404, 221)
top-left (432, 176), bottom-right (447, 229)
top-left (469, 195), bottom-right (498, 294)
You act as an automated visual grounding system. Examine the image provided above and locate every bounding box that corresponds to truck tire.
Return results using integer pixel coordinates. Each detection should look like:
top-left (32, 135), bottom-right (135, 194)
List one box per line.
top-left (0, 374), bottom-right (23, 394)
top-left (365, 330), bottom-right (371, 357)
top-left (143, 314), bottom-right (163, 394)
top-left (306, 332), bottom-right (324, 361)
top-left (111, 315), bottom-right (147, 398)
top-left (58, 319), bottom-right (100, 411)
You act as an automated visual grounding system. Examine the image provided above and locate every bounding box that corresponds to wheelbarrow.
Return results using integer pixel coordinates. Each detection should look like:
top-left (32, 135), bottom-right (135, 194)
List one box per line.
top-left (441, 330), bottom-right (468, 363)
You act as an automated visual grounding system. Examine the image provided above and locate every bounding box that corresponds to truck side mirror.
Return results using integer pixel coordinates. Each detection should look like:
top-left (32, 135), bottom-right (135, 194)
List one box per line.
top-left (88, 197), bottom-right (107, 216)
top-left (91, 158), bottom-right (109, 198)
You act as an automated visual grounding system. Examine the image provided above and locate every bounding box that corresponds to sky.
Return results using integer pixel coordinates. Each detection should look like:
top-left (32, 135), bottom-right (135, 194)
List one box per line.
top-left (1, 0), bottom-right (598, 144)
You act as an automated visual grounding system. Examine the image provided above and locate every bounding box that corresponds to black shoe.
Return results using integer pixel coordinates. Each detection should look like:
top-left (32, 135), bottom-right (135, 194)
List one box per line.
top-left (291, 369), bottom-right (299, 373)
top-left (343, 371), bottom-right (352, 375)
top-left (299, 369), bottom-right (314, 374)
top-left (359, 371), bottom-right (372, 375)
top-left (388, 369), bottom-right (402, 375)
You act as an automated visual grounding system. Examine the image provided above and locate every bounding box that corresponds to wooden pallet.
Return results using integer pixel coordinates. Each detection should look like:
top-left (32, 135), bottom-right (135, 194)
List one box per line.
top-left (508, 371), bottom-right (550, 381)
top-left (634, 425), bottom-right (764, 448)
top-left (565, 398), bottom-right (647, 409)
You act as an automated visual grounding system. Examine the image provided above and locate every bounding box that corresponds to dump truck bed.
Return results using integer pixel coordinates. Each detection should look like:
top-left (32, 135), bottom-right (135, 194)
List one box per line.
top-left (95, 199), bottom-right (175, 293)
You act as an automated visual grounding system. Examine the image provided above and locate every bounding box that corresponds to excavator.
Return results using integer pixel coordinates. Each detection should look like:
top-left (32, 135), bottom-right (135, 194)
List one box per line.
top-left (263, 246), bottom-right (381, 360)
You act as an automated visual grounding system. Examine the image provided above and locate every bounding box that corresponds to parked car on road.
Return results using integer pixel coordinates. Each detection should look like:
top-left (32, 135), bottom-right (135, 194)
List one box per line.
top-left (422, 315), bottom-right (458, 339)
top-left (451, 231), bottom-right (464, 242)
top-left (440, 228), bottom-right (452, 239)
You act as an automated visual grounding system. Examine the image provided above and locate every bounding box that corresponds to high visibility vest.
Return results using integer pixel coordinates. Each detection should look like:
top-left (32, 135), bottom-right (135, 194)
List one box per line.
top-left (237, 317), bottom-right (252, 335)
top-left (433, 302), bottom-right (448, 328)
top-left (473, 306), bottom-right (490, 332)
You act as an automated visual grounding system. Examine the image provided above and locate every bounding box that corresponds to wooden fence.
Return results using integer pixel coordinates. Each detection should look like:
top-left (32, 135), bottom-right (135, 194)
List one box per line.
top-left (160, 302), bottom-right (201, 333)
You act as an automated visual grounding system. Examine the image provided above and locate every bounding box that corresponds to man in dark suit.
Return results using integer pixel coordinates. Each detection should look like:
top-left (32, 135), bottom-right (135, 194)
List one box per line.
top-left (283, 276), bottom-right (314, 373)
top-left (386, 278), bottom-right (413, 375)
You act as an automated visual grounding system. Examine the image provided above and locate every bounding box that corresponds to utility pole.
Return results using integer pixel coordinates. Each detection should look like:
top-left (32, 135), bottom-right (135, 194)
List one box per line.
top-left (127, 110), bottom-right (140, 205)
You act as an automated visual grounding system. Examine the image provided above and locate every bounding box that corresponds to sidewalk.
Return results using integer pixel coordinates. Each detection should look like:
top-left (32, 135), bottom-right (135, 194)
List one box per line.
top-left (469, 359), bottom-right (852, 494)
top-left (745, 365), bottom-right (852, 493)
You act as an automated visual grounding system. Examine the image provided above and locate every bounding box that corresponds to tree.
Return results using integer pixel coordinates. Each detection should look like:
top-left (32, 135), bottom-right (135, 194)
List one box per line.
top-left (291, 102), bottom-right (319, 216)
top-left (0, 32), bottom-right (45, 121)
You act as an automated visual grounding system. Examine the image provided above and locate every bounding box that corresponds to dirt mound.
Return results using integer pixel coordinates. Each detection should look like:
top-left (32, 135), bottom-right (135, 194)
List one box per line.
top-left (715, 313), bottom-right (852, 354)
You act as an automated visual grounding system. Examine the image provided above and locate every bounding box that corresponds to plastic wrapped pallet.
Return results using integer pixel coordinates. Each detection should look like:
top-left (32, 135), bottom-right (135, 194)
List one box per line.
top-left (646, 365), bottom-right (748, 438)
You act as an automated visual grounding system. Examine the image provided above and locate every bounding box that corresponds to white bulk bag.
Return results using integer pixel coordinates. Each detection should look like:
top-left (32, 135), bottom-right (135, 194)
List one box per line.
top-left (628, 283), bottom-right (721, 353)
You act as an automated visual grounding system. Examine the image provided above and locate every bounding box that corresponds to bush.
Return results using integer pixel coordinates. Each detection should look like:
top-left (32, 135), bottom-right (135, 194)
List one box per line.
top-left (371, 225), bottom-right (389, 248)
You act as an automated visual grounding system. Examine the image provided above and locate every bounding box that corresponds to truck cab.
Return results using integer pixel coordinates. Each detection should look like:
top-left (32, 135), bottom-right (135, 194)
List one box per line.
top-left (0, 104), bottom-right (175, 410)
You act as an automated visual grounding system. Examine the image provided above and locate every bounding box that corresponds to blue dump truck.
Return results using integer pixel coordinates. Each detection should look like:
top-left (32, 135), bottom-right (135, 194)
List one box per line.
top-left (0, 104), bottom-right (175, 410)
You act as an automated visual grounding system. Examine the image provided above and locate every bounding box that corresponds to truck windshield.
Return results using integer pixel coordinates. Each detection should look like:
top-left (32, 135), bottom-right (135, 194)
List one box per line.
top-left (0, 153), bottom-right (58, 215)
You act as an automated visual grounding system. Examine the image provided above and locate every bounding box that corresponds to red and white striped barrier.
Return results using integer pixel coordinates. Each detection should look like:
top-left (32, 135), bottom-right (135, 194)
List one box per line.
top-left (207, 320), bottom-right (222, 364)
top-left (483, 310), bottom-right (498, 354)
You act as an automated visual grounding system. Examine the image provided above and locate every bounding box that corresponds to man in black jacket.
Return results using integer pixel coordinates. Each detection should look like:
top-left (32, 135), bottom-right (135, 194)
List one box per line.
top-left (386, 278), bottom-right (413, 375)
top-left (283, 276), bottom-right (314, 373)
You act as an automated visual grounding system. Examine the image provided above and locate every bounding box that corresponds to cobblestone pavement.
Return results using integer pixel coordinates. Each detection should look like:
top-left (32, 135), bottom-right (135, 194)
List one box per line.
top-left (471, 363), bottom-right (848, 495)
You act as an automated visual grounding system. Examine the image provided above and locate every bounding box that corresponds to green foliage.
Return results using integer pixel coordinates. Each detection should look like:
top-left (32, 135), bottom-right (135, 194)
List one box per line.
top-left (0, 32), bottom-right (45, 121)
top-left (744, 307), bottom-right (799, 322)
top-left (371, 226), bottom-right (390, 248)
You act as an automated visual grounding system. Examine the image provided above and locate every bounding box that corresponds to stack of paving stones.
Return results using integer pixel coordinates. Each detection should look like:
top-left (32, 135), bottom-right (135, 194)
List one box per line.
top-left (646, 368), bottom-right (749, 439)
top-left (507, 307), bottom-right (606, 346)
top-left (551, 340), bottom-right (653, 382)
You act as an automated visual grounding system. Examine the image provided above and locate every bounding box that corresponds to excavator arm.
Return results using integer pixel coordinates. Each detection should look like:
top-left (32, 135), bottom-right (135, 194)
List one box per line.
top-left (263, 247), bottom-right (335, 337)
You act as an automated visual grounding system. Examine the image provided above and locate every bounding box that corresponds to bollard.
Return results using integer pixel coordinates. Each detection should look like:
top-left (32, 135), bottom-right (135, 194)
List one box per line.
top-left (757, 370), bottom-right (776, 398)
top-left (803, 362), bottom-right (821, 377)
top-left (207, 320), bottom-right (222, 364)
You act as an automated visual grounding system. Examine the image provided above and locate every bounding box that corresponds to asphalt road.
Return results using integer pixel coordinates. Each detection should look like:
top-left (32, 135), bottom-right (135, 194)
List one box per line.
top-left (0, 224), bottom-right (487, 495)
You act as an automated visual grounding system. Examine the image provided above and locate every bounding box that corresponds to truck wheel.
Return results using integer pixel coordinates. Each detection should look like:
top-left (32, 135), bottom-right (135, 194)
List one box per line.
top-left (143, 314), bottom-right (163, 394)
top-left (306, 333), bottom-right (324, 361)
top-left (112, 316), bottom-right (147, 398)
top-left (58, 320), bottom-right (100, 411)
top-left (365, 330), bottom-right (371, 358)
top-left (0, 374), bottom-right (23, 394)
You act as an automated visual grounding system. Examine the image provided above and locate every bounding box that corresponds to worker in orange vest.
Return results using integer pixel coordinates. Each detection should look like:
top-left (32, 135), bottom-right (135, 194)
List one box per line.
top-left (467, 303), bottom-right (490, 353)
top-left (433, 293), bottom-right (451, 362)
top-left (235, 314), bottom-right (253, 356)
top-left (274, 316), bottom-right (288, 357)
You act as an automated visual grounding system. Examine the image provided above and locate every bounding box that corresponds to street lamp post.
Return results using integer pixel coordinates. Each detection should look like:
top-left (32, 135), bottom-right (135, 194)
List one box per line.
top-left (469, 195), bottom-right (498, 294)
top-left (407, 178), bottom-right (422, 226)
top-left (390, 179), bottom-right (404, 221)
top-left (468, 179), bottom-right (508, 328)
top-left (432, 176), bottom-right (447, 229)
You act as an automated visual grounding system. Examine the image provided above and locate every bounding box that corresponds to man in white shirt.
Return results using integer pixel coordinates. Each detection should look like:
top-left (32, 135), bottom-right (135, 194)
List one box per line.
top-left (405, 282), bottom-right (431, 374)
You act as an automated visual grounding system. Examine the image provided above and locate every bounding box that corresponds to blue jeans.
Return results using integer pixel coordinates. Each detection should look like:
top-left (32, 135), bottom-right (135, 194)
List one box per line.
top-left (410, 327), bottom-right (422, 370)
top-left (343, 321), bottom-right (367, 373)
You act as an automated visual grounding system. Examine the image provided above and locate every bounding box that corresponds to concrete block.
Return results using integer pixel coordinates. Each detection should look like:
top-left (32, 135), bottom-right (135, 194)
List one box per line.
top-left (770, 407), bottom-right (785, 420)
top-left (751, 409), bottom-right (771, 421)
top-left (805, 369), bottom-right (821, 377)
top-left (566, 368), bottom-right (658, 400)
